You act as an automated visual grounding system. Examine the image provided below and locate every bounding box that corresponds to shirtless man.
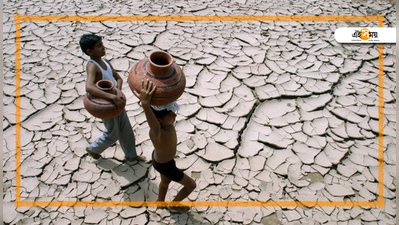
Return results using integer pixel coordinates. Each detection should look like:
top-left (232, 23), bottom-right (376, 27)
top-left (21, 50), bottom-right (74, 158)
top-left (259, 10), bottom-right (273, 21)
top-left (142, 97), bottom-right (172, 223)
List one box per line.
top-left (139, 79), bottom-right (196, 213)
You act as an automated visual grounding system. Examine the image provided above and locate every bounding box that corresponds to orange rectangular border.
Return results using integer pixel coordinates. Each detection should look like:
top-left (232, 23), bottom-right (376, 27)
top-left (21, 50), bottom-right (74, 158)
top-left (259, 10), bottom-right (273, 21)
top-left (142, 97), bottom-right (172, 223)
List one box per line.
top-left (13, 14), bottom-right (386, 208)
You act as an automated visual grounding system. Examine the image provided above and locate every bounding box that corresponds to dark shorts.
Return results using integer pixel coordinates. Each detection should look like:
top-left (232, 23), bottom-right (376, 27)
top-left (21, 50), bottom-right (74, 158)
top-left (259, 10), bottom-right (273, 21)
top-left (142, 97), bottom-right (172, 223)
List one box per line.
top-left (152, 151), bottom-right (184, 182)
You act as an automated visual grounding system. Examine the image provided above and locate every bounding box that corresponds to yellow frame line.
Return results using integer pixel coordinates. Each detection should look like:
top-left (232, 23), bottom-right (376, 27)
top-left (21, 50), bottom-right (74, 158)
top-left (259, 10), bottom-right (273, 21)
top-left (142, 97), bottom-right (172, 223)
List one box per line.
top-left (16, 200), bottom-right (380, 208)
top-left (15, 19), bottom-right (22, 205)
top-left (14, 14), bottom-right (382, 22)
top-left (13, 14), bottom-right (386, 209)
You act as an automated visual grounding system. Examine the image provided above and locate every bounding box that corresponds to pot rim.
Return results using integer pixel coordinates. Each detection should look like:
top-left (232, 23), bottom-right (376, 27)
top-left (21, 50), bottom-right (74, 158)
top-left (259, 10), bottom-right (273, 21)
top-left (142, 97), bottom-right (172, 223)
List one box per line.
top-left (96, 80), bottom-right (114, 93)
top-left (148, 50), bottom-right (174, 68)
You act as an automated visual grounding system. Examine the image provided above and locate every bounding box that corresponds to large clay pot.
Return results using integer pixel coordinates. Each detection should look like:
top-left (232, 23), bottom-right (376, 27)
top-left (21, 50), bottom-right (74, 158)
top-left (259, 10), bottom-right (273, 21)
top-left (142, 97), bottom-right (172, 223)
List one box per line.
top-left (128, 51), bottom-right (186, 106)
top-left (84, 80), bottom-right (124, 119)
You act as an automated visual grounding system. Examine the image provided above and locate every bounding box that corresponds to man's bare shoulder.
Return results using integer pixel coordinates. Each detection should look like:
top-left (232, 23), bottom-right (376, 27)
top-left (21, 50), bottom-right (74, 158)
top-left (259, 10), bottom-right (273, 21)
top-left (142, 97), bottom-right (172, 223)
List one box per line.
top-left (86, 61), bottom-right (98, 70)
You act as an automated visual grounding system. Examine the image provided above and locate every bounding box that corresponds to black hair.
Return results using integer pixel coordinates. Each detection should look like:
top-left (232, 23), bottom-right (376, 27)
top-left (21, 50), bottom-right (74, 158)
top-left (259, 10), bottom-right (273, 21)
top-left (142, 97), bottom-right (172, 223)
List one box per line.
top-left (79, 34), bottom-right (102, 55)
top-left (151, 107), bottom-right (171, 119)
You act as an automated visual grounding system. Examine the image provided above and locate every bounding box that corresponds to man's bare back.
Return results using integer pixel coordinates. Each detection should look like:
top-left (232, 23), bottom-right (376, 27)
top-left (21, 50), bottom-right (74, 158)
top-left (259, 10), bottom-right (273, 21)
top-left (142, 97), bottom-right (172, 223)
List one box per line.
top-left (150, 125), bottom-right (177, 163)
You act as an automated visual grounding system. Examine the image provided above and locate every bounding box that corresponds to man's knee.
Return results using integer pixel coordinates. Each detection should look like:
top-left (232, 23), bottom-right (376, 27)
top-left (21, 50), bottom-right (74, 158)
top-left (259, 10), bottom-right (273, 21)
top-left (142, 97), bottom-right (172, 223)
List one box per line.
top-left (101, 135), bottom-right (118, 144)
top-left (186, 178), bottom-right (196, 191)
top-left (160, 178), bottom-right (171, 187)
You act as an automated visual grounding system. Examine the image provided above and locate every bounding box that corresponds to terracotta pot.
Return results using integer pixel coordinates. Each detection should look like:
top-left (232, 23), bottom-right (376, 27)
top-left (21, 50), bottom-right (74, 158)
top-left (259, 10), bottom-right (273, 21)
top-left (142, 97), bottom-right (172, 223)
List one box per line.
top-left (83, 80), bottom-right (124, 119)
top-left (128, 51), bottom-right (186, 106)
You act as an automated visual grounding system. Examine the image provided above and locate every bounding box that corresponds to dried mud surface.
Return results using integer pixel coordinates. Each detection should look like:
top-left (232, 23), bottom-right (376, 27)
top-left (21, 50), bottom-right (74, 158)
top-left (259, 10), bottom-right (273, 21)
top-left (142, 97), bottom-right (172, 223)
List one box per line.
top-left (3, 0), bottom-right (396, 224)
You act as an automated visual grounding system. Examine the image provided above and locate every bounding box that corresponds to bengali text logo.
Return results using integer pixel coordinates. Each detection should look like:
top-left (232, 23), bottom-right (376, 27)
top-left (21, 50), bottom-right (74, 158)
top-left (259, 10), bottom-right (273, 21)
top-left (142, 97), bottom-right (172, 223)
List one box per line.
top-left (351, 28), bottom-right (378, 41)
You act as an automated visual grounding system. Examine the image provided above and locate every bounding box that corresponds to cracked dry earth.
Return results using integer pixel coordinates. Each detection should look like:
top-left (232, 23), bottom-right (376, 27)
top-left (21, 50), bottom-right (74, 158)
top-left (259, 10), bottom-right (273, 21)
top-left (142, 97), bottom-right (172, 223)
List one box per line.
top-left (2, 0), bottom-right (396, 224)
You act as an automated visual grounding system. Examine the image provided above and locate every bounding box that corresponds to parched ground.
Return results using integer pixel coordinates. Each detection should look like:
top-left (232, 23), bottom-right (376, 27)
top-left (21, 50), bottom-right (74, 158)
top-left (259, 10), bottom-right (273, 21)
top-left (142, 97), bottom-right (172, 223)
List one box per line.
top-left (3, 0), bottom-right (396, 224)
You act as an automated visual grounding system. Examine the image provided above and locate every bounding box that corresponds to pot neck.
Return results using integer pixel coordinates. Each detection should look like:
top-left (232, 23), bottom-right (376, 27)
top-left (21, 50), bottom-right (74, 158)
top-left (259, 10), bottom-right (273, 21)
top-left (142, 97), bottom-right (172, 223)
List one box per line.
top-left (96, 80), bottom-right (115, 94)
top-left (148, 51), bottom-right (174, 77)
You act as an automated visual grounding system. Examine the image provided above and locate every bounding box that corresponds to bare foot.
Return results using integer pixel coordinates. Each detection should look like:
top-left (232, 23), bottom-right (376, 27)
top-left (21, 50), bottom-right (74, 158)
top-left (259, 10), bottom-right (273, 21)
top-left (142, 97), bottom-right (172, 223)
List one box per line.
top-left (86, 147), bottom-right (102, 159)
top-left (126, 155), bottom-right (147, 162)
top-left (168, 206), bottom-right (190, 213)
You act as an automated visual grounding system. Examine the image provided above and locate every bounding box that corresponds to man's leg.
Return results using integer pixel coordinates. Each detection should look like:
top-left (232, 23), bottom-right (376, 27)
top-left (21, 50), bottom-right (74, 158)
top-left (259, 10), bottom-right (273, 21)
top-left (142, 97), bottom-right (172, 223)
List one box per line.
top-left (87, 118), bottom-right (118, 159)
top-left (117, 110), bottom-right (146, 161)
top-left (169, 173), bottom-right (196, 213)
top-left (158, 174), bottom-right (171, 202)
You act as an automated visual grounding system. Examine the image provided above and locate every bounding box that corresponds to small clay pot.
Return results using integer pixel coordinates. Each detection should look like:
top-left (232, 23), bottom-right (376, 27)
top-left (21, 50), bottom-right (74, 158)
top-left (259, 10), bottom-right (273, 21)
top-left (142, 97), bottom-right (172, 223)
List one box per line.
top-left (128, 51), bottom-right (186, 106)
top-left (83, 80), bottom-right (124, 119)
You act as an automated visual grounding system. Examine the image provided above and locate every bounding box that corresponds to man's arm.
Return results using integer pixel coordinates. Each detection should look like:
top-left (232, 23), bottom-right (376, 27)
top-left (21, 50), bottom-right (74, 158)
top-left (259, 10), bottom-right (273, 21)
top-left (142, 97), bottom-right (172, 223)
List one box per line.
top-left (139, 80), bottom-right (161, 136)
